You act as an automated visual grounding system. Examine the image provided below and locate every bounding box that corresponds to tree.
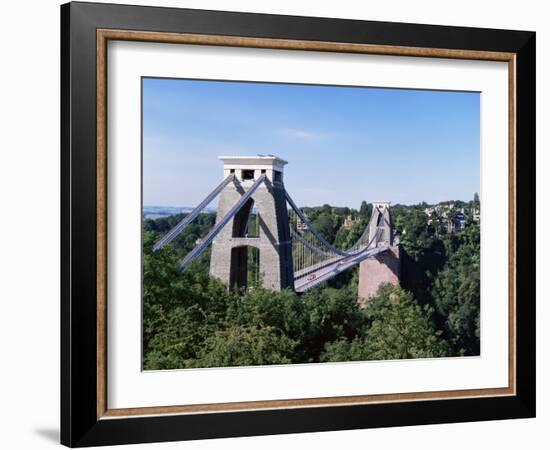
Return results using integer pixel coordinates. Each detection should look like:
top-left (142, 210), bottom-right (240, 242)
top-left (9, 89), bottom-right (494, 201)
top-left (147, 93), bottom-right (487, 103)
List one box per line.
top-left (359, 200), bottom-right (372, 221)
top-left (226, 287), bottom-right (307, 345)
top-left (142, 199), bottom-right (479, 369)
top-left (321, 203), bottom-right (332, 215)
top-left (473, 192), bottom-right (480, 203)
top-left (431, 223), bottom-right (480, 355)
top-left (333, 226), bottom-right (350, 249)
top-left (398, 209), bottom-right (434, 260)
top-left (321, 284), bottom-right (451, 362)
top-left (301, 285), bottom-right (367, 362)
top-left (429, 208), bottom-right (446, 238)
top-left (142, 231), bottom-right (234, 369)
top-left (343, 219), bottom-right (367, 249)
top-left (191, 325), bottom-right (297, 368)
top-left (312, 213), bottom-right (337, 243)
top-left (144, 304), bottom-right (214, 369)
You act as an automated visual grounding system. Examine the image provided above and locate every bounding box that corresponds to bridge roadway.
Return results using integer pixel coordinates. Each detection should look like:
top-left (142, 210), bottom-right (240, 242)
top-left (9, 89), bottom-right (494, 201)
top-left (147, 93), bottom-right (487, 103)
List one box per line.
top-left (294, 243), bottom-right (389, 293)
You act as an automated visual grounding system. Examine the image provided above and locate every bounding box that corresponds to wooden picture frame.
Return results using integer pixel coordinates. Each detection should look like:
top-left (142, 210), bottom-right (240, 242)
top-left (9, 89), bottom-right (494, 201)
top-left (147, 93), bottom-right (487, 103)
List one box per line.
top-left (61, 1), bottom-right (535, 446)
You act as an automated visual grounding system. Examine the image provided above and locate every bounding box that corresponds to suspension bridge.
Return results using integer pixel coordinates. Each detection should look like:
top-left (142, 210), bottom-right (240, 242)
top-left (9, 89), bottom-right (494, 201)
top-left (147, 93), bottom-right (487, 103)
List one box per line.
top-left (152, 155), bottom-right (397, 294)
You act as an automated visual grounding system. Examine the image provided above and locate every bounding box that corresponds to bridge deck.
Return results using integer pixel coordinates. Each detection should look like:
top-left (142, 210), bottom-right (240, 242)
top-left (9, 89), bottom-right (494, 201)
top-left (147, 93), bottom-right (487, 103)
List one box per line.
top-left (294, 245), bottom-right (389, 292)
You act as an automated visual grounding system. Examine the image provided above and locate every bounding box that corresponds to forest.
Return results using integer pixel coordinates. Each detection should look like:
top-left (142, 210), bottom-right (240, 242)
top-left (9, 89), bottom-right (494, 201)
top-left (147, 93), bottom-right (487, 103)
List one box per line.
top-left (142, 198), bottom-right (480, 370)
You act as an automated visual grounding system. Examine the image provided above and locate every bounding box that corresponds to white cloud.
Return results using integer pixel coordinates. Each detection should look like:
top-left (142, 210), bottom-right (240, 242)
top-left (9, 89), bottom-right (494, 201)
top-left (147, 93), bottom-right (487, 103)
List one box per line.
top-left (279, 127), bottom-right (327, 141)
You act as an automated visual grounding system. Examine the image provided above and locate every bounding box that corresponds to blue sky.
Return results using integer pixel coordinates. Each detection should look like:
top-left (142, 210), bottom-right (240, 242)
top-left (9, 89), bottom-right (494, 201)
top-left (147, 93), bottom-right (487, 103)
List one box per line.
top-left (143, 78), bottom-right (480, 208)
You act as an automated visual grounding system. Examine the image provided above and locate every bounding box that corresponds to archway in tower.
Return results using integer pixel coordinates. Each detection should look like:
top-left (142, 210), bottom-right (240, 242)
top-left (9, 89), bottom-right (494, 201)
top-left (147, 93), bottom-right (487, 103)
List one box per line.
top-left (232, 198), bottom-right (259, 238)
top-left (229, 246), bottom-right (261, 289)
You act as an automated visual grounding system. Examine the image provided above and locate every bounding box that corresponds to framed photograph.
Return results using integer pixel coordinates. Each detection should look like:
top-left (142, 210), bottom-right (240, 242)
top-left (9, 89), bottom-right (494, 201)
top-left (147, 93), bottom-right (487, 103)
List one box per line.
top-left (61, 1), bottom-right (535, 447)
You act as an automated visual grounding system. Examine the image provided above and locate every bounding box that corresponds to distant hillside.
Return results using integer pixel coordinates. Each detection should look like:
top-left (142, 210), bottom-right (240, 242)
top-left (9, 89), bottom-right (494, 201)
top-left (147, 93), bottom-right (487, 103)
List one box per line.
top-left (143, 205), bottom-right (216, 220)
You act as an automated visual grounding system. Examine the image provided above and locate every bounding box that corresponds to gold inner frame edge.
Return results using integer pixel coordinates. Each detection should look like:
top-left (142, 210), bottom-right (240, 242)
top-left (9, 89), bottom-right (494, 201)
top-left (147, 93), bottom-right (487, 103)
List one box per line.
top-left (96, 29), bottom-right (517, 420)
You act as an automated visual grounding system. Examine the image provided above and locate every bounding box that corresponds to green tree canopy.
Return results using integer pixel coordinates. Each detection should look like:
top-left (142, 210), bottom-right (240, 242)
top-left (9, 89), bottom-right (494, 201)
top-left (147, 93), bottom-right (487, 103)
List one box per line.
top-left (142, 197), bottom-right (480, 370)
top-left (322, 284), bottom-right (451, 362)
top-left (432, 223), bottom-right (480, 354)
top-left (359, 200), bottom-right (372, 221)
top-left (192, 325), bottom-right (297, 368)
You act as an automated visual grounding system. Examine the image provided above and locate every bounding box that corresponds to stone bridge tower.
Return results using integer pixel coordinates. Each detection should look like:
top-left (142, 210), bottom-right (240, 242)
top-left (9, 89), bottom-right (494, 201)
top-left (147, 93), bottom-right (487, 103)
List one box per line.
top-left (368, 202), bottom-right (393, 246)
top-left (358, 202), bottom-right (401, 307)
top-left (209, 156), bottom-right (294, 291)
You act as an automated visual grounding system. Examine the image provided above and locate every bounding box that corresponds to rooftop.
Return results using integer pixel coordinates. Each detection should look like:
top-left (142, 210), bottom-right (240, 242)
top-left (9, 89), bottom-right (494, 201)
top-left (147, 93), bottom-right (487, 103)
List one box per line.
top-left (218, 155), bottom-right (288, 166)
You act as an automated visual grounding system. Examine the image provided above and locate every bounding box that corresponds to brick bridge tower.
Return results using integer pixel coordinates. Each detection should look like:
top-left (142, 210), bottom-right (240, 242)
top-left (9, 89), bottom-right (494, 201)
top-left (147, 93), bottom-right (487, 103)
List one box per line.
top-left (209, 156), bottom-right (294, 291)
top-left (357, 202), bottom-right (401, 307)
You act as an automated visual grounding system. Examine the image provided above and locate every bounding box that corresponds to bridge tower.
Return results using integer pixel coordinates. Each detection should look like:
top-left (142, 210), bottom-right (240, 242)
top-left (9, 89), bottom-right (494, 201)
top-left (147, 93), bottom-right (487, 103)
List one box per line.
top-left (358, 202), bottom-right (401, 307)
top-left (209, 156), bottom-right (294, 291)
top-left (368, 202), bottom-right (393, 246)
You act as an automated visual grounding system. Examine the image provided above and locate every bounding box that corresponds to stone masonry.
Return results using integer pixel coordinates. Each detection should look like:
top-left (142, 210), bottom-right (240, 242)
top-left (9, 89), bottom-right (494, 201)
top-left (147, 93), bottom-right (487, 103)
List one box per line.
top-left (357, 245), bottom-right (401, 308)
top-left (209, 156), bottom-right (294, 291)
top-left (357, 202), bottom-right (400, 307)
